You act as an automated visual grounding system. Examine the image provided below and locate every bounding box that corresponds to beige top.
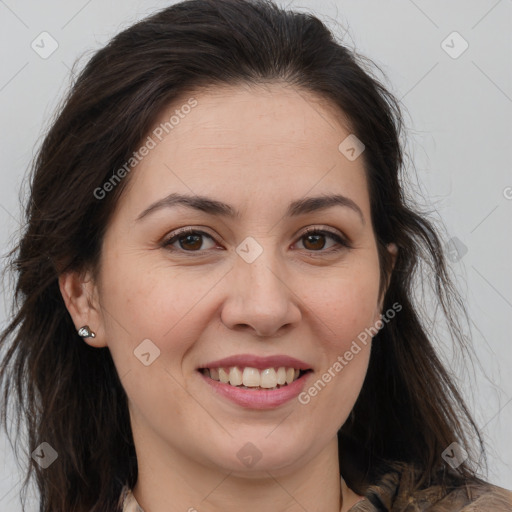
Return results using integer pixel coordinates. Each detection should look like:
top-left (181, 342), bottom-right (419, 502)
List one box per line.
top-left (118, 470), bottom-right (512, 511)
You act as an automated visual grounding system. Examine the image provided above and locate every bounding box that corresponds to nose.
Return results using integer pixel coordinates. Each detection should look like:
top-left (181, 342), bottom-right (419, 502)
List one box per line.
top-left (220, 253), bottom-right (302, 337)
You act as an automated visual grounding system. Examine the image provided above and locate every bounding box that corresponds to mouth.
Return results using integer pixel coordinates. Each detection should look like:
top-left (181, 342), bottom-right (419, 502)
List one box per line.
top-left (198, 366), bottom-right (313, 391)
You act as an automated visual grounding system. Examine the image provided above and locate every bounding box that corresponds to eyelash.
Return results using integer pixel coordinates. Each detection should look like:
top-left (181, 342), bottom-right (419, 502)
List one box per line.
top-left (161, 226), bottom-right (351, 255)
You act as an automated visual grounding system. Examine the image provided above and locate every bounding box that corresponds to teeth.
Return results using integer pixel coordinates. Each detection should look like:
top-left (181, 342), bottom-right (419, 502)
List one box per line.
top-left (218, 368), bottom-right (229, 384)
top-left (242, 367), bottom-right (260, 387)
top-left (229, 367), bottom-right (243, 386)
top-left (276, 367), bottom-right (287, 385)
top-left (260, 368), bottom-right (277, 389)
top-left (204, 366), bottom-right (306, 389)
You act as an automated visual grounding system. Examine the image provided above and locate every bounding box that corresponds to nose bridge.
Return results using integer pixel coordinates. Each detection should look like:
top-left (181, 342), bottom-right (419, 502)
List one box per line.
top-left (237, 242), bottom-right (288, 307)
top-left (235, 234), bottom-right (283, 288)
top-left (244, 255), bottom-right (284, 300)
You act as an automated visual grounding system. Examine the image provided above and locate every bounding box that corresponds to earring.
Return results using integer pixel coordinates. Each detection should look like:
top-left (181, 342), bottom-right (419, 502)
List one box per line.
top-left (78, 325), bottom-right (96, 338)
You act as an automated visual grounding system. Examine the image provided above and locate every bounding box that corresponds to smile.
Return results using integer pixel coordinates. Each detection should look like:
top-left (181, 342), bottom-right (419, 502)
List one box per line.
top-left (198, 367), bottom-right (313, 409)
top-left (200, 366), bottom-right (311, 390)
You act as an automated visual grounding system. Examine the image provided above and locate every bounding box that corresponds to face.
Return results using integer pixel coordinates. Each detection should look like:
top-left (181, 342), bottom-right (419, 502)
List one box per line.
top-left (73, 83), bottom-right (392, 478)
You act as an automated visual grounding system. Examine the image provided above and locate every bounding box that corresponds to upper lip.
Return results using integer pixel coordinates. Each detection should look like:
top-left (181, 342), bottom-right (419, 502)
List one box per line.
top-left (199, 354), bottom-right (313, 371)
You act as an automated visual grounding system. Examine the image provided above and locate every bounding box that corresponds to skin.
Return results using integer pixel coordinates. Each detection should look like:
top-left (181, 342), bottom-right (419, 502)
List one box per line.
top-left (60, 82), bottom-right (397, 512)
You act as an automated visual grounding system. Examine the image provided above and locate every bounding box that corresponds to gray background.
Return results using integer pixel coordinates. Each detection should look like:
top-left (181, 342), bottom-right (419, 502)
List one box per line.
top-left (0, 0), bottom-right (511, 508)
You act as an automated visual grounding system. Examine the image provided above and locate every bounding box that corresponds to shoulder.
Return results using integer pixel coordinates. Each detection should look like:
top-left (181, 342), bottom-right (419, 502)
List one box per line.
top-left (350, 464), bottom-right (512, 512)
top-left (463, 483), bottom-right (512, 510)
top-left (411, 479), bottom-right (512, 511)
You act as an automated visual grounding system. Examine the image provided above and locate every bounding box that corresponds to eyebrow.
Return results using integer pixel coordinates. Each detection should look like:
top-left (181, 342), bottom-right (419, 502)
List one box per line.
top-left (136, 192), bottom-right (365, 224)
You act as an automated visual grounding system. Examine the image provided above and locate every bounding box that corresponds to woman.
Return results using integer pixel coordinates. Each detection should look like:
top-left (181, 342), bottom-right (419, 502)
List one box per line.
top-left (0, 0), bottom-right (510, 511)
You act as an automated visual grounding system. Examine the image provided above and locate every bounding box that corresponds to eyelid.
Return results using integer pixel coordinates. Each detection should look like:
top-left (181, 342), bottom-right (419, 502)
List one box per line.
top-left (165, 226), bottom-right (216, 239)
top-left (299, 225), bottom-right (349, 242)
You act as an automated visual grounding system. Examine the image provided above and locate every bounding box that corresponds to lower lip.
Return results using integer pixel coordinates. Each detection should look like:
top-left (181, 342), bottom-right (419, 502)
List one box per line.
top-left (198, 371), bottom-right (311, 409)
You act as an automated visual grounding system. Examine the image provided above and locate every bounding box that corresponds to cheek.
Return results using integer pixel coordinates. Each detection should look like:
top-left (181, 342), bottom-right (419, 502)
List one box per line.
top-left (99, 253), bottom-right (207, 415)
top-left (296, 271), bottom-right (378, 425)
top-left (98, 248), bottom-right (221, 360)
top-left (304, 264), bottom-right (381, 350)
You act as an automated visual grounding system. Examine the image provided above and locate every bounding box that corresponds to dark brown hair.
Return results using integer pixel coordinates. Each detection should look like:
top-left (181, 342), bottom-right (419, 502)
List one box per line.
top-left (0, 0), bottom-right (485, 510)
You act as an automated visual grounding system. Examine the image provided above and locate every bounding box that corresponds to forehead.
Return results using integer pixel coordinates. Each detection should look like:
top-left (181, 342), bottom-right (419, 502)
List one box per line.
top-left (116, 82), bottom-right (370, 219)
top-left (162, 82), bottom-right (354, 152)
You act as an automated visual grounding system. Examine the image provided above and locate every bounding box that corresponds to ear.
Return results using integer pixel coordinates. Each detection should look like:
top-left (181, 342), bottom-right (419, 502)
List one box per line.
top-left (385, 242), bottom-right (398, 277)
top-left (58, 270), bottom-right (107, 348)
top-left (374, 242), bottom-right (399, 323)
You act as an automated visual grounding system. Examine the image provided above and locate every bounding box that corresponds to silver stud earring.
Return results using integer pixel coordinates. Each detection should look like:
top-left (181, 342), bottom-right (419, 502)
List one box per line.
top-left (78, 325), bottom-right (96, 338)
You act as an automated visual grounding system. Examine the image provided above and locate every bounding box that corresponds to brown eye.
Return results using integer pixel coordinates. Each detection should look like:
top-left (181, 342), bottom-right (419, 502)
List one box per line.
top-left (178, 233), bottom-right (203, 251)
top-left (302, 233), bottom-right (327, 250)
top-left (163, 229), bottom-right (216, 252)
top-left (296, 229), bottom-right (350, 252)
